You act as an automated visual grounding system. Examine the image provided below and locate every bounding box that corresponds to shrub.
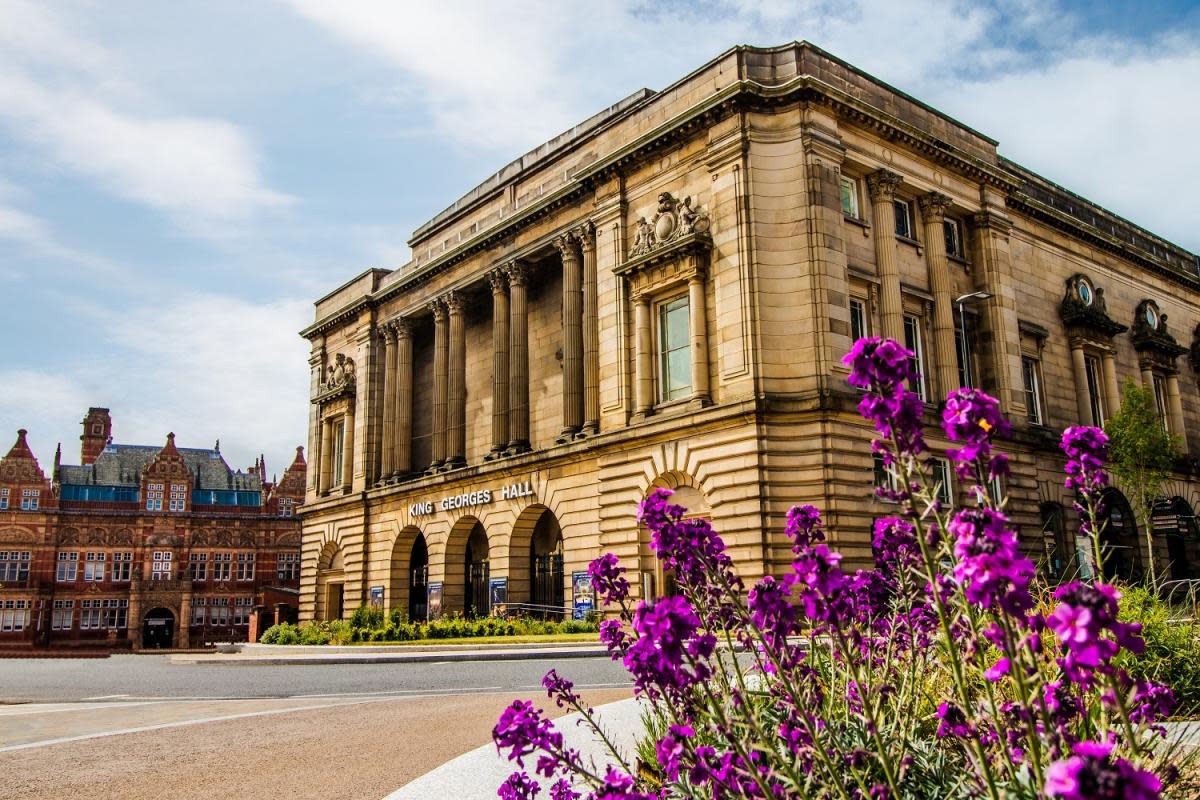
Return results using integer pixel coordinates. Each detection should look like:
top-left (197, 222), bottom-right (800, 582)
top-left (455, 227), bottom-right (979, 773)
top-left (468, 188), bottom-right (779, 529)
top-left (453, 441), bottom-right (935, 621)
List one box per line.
top-left (491, 336), bottom-right (1194, 799)
top-left (349, 605), bottom-right (385, 630)
top-left (1118, 584), bottom-right (1200, 713)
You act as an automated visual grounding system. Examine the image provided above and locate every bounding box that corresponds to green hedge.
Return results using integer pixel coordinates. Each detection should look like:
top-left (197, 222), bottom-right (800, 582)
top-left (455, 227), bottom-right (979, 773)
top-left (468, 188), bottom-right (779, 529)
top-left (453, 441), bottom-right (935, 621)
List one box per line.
top-left (259, 608), bottom-right (598, 646)
top-left (1116, 583), bottom-right (1200, 713)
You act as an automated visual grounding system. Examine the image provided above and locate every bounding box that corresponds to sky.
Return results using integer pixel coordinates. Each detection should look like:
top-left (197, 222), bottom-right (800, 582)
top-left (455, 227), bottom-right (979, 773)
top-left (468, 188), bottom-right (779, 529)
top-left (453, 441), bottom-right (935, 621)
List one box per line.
top-left (1, 0), bottom-right (1198, 477)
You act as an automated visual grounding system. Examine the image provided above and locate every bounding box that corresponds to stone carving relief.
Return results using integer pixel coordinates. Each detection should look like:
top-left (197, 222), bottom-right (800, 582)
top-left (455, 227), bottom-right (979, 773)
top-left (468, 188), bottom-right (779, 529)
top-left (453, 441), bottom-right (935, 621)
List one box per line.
top-left (112, 529), bottom-right (134, 546)
top-left (239, 532), bottom-right (255, 547)
top-left (630, 192), bottom-right (710, 257)
top-left (87, 528), bottom-right (106, 545)
top-left (59, 527), bottom-right (80, 545)
top-left (0, 528), bottom-right (34, 544)
top-left (315, 353), bottom-right (357, 403)
top-left (1059, 274), bottom-right (1126, 340)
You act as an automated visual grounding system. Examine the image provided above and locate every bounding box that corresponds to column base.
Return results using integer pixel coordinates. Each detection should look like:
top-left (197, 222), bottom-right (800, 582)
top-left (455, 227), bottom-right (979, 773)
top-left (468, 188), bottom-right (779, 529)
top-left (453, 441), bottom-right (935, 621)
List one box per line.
top-left (484, 447), bottom-right (507, 462)
top-left (687, 395), bottom-right (711, 411)
top-left (505, 441), bottom-right (531, 457)
top-left (579, 422), bottom-right (599, 438)
top-left (425, 460), bottom-right (443, 476)
top-left (443, 456), bottom-right (466, 470)
top-left (630, 409), bottom-right (654, 424)
top-left (555, 427), bottom-right (580, 445)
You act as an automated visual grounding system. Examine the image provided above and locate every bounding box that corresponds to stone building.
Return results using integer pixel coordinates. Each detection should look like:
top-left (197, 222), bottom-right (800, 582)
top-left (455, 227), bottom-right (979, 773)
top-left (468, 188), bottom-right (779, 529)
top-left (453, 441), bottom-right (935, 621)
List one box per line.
top-left (298, 42), bottom-right (1200, 623)
top-left (0, 408), bottom-right (305, 649)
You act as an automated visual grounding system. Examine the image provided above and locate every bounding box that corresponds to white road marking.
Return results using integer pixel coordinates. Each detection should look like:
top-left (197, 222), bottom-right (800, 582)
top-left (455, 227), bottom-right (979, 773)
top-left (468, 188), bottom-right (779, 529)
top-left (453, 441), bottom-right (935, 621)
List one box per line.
top-left (82, 694), bottom-right (130, 700)
top-left (0, 702), bottom-right (162, 717)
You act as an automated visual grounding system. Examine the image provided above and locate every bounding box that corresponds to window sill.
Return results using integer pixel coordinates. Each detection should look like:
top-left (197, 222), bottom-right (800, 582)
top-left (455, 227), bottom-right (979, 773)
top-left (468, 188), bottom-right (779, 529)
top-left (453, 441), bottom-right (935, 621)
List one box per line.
top-left (948, 253), bottom-right (972, 270)
top-left (896, 234), bottom-right (923, 255)
top-left (845, 214), bottom-right (870, 235)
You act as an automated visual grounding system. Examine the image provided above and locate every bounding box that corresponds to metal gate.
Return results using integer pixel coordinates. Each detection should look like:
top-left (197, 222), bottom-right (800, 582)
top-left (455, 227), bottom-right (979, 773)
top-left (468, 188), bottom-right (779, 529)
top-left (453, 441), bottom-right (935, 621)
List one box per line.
top-left (410, 563), bottom-right (428, 621)
top-left (532, 553), bottom-right (564, 614)
top-left (467, 560), bottom-right (490, 617)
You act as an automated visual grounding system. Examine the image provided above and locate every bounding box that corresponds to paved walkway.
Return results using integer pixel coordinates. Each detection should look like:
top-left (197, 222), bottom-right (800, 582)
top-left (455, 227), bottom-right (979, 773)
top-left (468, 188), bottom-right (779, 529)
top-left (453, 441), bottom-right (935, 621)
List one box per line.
top-left (172, 640), bottom-right (607, 665)
top-left (386, 696), bottom-right (645, 799)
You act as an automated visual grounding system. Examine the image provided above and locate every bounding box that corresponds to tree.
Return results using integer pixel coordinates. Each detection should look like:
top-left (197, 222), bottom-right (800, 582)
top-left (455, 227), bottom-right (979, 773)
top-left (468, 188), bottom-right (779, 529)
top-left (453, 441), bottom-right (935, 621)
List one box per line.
top-left (1104, 379), bottom-right (1179, 589)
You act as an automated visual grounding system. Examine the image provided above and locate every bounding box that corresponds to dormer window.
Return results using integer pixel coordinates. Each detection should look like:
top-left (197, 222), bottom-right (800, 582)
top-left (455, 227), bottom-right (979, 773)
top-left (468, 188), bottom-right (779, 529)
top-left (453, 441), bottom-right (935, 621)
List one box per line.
top-left (20, 489), bottom-right (39, 511)
top-left (146, 483), bottom-right (163, 511)
top-left (168, 483), bottom-right (187, 512)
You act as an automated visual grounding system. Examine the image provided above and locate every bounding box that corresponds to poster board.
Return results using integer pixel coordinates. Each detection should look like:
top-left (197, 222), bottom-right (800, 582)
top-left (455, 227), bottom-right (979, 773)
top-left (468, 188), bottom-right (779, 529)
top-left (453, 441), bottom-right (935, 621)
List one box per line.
top-left (571, 571), bottom-right (595, 620)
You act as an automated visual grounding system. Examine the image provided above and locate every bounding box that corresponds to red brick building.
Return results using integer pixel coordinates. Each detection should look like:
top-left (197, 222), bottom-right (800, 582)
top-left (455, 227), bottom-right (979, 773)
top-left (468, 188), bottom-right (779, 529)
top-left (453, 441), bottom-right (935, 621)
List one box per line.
top-left (0, 408), bottom-right (305, 650)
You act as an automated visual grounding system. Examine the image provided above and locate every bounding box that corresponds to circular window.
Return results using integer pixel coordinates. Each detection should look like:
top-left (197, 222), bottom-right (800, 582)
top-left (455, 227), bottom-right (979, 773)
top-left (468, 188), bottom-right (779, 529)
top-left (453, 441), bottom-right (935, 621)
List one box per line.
top-left (1144, 304), bottom-right (1159, 330)
top-left (1077, 280), bottom-right (1094, 306)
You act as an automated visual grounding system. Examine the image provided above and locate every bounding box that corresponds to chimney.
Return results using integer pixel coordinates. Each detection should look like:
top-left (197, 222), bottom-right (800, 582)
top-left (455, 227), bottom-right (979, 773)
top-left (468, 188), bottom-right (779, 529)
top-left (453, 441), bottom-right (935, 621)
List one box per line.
top-left (80, 408), bottom-right (112, 465)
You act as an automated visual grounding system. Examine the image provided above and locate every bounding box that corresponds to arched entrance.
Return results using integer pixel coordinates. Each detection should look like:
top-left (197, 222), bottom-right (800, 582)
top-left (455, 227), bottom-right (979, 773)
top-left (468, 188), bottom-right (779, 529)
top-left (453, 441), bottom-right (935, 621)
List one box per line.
top-left (465, 523), bottom-right (490, 617)
top-left (410, 534), bottom-right (429, 621)
top-left (1098, 488), bottom-right (1140, 582)
top-left (640, 476), bottom-right (710, 601)
top-left (1040, 502), bottom-right (1068, 581)
top-left (531, 511), bottom-right (564, 616)
top-left (315, 541), bottom-right (345, 621)
top-left (142, 608), bottom-right (175, 650)
top-left (1155, 496), bottom-right (1199, 581)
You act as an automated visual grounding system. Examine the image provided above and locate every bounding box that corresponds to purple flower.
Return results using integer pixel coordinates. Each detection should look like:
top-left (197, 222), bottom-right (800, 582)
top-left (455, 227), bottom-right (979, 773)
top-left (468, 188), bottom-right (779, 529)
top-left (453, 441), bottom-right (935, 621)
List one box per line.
top-left (624, 595), bottom-right (714, 700)
top-left (548, 779), bottom-right (579, 800)
top-left (1129, 679), bottom-right (1175, 724)
top-left (748, 575), bottom-right (797, 646)
top-left (935, 703), bottom-right (971, 738)
top-left (499, 771), bottom-right (541, 799)
top-left (949, 508), bottom-right (1035, 616)
top-left (943, 388), bottom-right (1011, 477)
top-left (844, 337), bottom-right (928, 458)
top-left (787, 542), bottom-right (848, 623)
top-left (1044, 740), bottom-right (1161, 799)
top-left (1048, 583), bottom-right (1144, 682)
top-left (872, 517), bottom-right (921, 575)
top-left (655, 723), bottom-right (695, 781)
top-left (542, 669), bottom-right (581, 711)
top-left (844, 337), bottom-right (915, 389)
top-left (786, 504), bottom-right (825, 549)
top-left (1061, 426), bottom-right (1109, 498)
top-left (638, 489), bottom-right (740, 599)
top-left (591, 767), bottom-right (656, 800)
top-left (587, 553), bottom-right (630, 606)
top-left (494, 700), bottom-right (563, 769)
top-left (598, 619), bottom-right (628, 659)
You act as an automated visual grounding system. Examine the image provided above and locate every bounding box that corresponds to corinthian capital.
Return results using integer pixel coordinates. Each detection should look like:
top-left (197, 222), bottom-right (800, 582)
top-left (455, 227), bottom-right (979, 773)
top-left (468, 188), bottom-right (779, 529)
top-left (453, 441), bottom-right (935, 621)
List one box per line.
top-left (918, 192), bottom-right (952, 221)
top-left (574, 221), bottom-right (596, 253)
top-left (553, 234), bottom-right (579, 260)
top-left (866, 169), bottom-right (903, 201)
top-left (443, 290), bottom-right (466, 314)
top-left (394, 317), bottom-right (415, 340)
top-left (487, 268), bottom-right (508, 294)
top-left (429, 299), bottom-right (447, 322)
top-left (505, 260), bottom-right (530, 287)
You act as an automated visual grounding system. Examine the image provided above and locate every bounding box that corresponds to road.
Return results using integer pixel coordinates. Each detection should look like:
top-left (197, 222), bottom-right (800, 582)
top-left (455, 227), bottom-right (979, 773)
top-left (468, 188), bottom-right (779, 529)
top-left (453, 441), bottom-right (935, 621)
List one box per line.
top-left (0, 654), bottom-right (633, 800)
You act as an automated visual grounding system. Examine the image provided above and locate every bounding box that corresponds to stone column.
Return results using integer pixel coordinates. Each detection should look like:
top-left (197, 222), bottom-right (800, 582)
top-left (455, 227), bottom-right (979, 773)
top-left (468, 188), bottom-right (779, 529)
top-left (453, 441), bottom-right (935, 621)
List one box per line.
top-left (688, 274), bottom-right (710, 407)
top-left (556, 235), bottom-right (584, 442)
top-left (1140, 362), bottom-right (1155, 392)
top-left (445, 290), bottom-right (467, 469)
top-left (919, 192), bottom-right (960, 398)
top-left (307, 346), bottom-right (325, 494)
top-left (378, 323), bottom-right (398, 483)
top-left (487, 269), bottom-right (510, 460)
top-left (340, 409), bottom-right (354, 492)
top-left (1102, 351), bottom-right (1121, 419)
top-left (867, 169), bottom-right (904, 343)
top-left (578, 223), bottom-right (600, 436)
top-left (395, 318), bottom-right (415, 476)
top-left (506, 262), bottom-right (531, 454)
top-left (318, 418), bottom-right (333, 495)
top-left (633, 294), bottom-right (654, 418)
top-left (429, 300), bottom-right (448, 471)
top-left (968, 208), bottom-right (1024, 414)
top-left (1167, 372), bottom-right (1187, 452)
top-left (1070, 342), bottom-right (1094, 426)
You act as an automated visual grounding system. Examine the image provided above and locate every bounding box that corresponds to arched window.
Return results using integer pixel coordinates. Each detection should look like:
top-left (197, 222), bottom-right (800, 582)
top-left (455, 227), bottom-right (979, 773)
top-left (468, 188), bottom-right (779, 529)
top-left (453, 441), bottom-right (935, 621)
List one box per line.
top-left (1040, 503), bottom-right (1068, 581)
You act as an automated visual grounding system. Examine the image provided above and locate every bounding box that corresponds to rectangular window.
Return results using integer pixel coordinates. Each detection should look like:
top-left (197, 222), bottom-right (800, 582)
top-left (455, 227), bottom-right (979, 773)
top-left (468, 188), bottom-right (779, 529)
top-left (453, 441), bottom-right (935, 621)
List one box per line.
top-left (903, 315), bottom-right (927, 401)
top-left (658, 295), bottom-right (692, 403)
top-left (146, 483), bottom-right (164, 511)
top-left (52, 599), bottom-right (74, 630)
top-left (192, 602), bottom-right (205, 626)
top-left (151, 551), bottom-right (173, 580)
top-left (236, 552), bottom-right (254, 581)
top-left (80, 599), bottom-right (104, 630)
top-left (56, 551), bottom-right (79, 582)
top-left (0, 488), bottom-right (8, 510)
top-left (849, 299), bottom-right (869, 343)
top-left (840, 176), bottom-right (860, 218)
top-left (189, 552), bottom-right (208, 581)
top-left (932, 458), bottom-right (953, 505)
top-left (954, 320), bottom-right (975, 390)
top-left (894, 199), bottom-right (913, 239)
top-left (111, 552), bottom-right (132, 582)
top-left (0, 599), bottom-right (30, 632)
top-left (873, 454), bottom-right (898, 497)
top-left (168, 484), bottom-right (187, 512)
top-left (213, 552), bottom-right (232, 582)
top-left (84, 552), bottom-right (106, 582)
top-left (331, 421), bottom-right (345, 486)
top-left (211, 598), bottom-right (230, 627)
top-left (1152, 374), bottom-right (1169, 432)
top-left (277, 553), bottom-right (300, 582)
top-left (103, 599), bottom-right (128, 629)
top-left (20, 489), bottom-right (40, 511)
top-left (943, 218), bottom-right (964, 258)
top-left (278, 499), bottom-right (295, 517)
top-left (1023, 356), bottom-right (1044, 425)
top-left (0, 551), bottom-right (30, 583)
top-left (1083, 355), bottom-right (1105, 425)
top-left (233, 597), bottom-right (253, 626)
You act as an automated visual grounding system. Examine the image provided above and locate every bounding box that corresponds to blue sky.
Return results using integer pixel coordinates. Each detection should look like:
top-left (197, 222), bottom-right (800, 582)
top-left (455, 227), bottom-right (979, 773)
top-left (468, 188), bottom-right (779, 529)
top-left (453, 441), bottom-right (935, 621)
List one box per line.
top-left (1, 0), bottom-right (1198, 476)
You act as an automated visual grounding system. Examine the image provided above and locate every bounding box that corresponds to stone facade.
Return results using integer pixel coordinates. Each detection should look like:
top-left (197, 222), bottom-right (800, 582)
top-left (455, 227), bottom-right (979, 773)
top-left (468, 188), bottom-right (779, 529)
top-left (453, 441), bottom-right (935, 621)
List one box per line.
top-left (0, 409), bottom-right (305, 649)
top-left (299, 42), bottom-right (1200, 623)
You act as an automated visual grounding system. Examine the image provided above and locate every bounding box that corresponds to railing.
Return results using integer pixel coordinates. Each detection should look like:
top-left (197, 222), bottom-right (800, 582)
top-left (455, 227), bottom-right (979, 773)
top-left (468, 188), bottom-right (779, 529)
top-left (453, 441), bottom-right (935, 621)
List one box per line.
top-left (496, 602), bottom-right (571, 621)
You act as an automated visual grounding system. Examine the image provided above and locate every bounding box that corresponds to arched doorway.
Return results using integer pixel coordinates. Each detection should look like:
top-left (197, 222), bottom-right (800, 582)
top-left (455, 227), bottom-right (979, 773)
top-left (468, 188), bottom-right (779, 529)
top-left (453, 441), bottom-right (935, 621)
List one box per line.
top-left (640, 476), bottom-right (710, 602)
top-left (143, 608), bottom-right (175, 650)
top-left (1155, 496), bottom-right (1199, 582)
top-left (1098, 488), bottom-right (1140, 582)
top-left (410, 534), bottom-right (429, 621)
top-left (1040, 502), bottom-right (1068, 581)
top-left (530, 511), bottom-right (564, 616)
top-left (315, 541), bottom-right (345, 621)
top-left (465, 523), bottom-right (490, 618)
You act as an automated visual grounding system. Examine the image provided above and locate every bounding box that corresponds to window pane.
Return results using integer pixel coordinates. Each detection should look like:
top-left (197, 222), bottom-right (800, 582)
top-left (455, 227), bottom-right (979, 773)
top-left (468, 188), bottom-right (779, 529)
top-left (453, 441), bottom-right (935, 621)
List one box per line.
top-left (664, 347), bottom-right (692, 400)
top-left (661, 298), bottom-right (689, 350)
top-left (840, 178), bottom-right (858, 217)
top-left (893, 201), bottom-right (910, 238)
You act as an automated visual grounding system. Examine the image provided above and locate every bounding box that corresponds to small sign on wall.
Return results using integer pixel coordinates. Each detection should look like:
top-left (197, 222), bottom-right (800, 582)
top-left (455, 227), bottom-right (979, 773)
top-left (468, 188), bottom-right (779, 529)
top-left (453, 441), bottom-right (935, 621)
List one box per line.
top-left (369, 585), bottom-right (384, 608)
top-left (427, 582), bottom-right (443, 620)
top-left (489, 576), bottom-right (508, 610)
top-left (572, 571), bottom-right (595, 620)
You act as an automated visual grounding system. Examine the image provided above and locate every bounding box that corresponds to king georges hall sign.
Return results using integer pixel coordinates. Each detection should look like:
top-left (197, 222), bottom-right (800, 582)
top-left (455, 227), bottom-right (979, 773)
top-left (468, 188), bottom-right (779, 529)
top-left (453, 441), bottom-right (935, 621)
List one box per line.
top-left (407, 479), bottom-right (535, 517)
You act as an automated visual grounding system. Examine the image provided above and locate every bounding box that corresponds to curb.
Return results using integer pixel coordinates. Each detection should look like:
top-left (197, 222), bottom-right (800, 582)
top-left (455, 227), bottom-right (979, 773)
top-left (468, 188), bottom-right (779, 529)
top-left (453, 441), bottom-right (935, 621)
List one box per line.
top-left (171, 645), bottom-right (610, 666)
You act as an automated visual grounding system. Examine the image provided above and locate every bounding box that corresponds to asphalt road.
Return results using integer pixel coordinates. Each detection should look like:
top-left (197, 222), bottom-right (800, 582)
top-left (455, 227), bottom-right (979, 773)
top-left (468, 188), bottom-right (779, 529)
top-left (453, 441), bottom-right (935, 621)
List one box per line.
top-left (0, 655), bottom-right (635, 800)
top-left (1, 653), bottom-right (631, 703)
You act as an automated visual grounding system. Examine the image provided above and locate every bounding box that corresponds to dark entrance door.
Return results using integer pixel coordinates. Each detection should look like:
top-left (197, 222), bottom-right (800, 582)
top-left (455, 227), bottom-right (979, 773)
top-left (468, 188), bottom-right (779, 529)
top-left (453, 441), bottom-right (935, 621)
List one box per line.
top-left (409, 535), bottom-right (429, 622)
top-left (532, 553), bottom-right (564, 614)
top-left (143, 608), bottom-right (175, 649)
top-left (465, 523), bottom-right (489, 618)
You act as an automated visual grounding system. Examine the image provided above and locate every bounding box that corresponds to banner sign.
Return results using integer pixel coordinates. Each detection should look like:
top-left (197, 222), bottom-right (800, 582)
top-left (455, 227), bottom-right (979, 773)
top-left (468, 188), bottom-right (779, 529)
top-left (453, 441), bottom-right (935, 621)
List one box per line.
top-left (571, 571), bottom-right (595, 620)
top-left (427, 582), bottom-right (444, 620)
top-left (489, 576), bottom-right (508, 609)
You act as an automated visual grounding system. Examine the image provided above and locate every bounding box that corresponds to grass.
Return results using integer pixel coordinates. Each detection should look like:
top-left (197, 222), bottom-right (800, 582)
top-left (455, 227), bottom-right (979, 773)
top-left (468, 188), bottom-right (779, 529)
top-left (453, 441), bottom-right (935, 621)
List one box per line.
top-left (346, 632), bottom-right (600, 647)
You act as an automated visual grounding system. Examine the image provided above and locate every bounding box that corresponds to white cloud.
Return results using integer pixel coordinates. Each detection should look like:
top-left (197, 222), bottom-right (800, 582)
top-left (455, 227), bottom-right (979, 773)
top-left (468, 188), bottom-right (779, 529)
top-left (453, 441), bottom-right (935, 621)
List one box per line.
top-left (0, 1), bottom-right (292, 239)
top-left (0, 293), bottom-right (313, 476)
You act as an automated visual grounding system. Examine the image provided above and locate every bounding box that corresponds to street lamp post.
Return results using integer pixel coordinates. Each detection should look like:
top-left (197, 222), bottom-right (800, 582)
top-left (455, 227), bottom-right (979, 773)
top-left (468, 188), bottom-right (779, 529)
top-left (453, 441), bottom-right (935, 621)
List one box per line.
top-left (953, 291), bottom-right (993, 389)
